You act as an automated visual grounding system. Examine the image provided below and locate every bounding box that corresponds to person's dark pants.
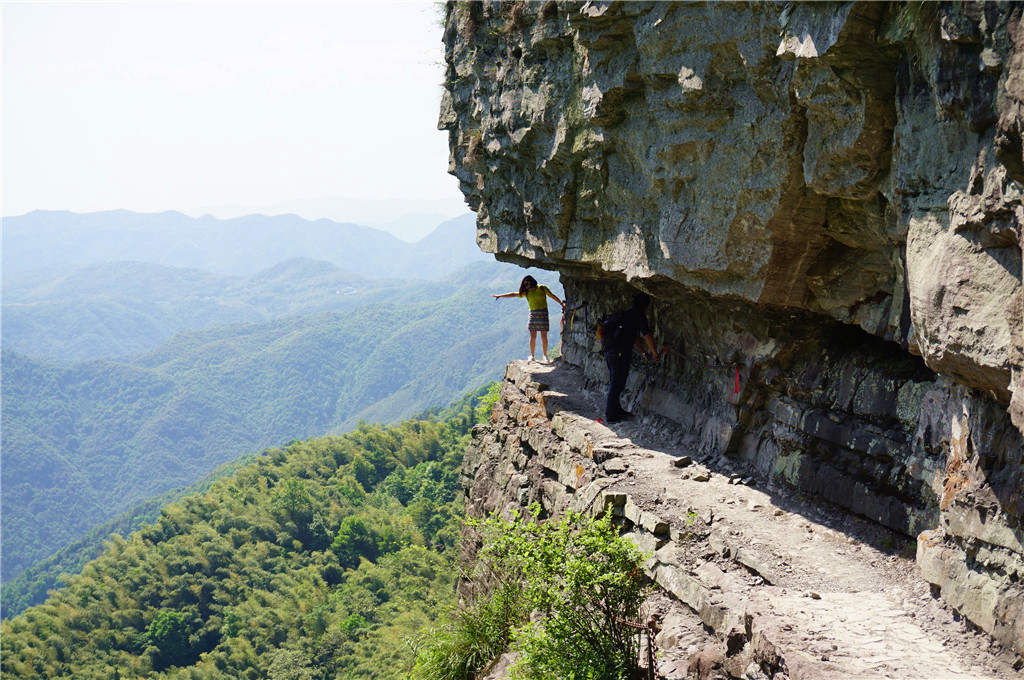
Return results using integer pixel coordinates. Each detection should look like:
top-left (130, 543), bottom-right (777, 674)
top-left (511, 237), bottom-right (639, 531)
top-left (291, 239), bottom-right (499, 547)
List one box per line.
top-left (605, 349), bottom-right (632, 419)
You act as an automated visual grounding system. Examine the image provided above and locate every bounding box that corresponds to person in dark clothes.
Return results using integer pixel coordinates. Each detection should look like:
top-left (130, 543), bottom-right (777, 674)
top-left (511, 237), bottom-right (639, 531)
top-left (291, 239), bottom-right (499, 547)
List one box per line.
top-left (602, 293), bottom-right (659, 423)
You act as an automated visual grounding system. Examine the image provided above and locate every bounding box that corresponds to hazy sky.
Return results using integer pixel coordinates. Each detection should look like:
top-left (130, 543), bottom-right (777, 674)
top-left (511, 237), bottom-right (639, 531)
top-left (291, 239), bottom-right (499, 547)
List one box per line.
top-left (1, 1), bottom-right (467, 219)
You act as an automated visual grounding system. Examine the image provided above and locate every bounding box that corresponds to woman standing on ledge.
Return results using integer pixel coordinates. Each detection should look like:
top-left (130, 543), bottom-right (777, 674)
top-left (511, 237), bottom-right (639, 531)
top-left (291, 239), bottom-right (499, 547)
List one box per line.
top-left (492, 275), bottom-right (564, 363)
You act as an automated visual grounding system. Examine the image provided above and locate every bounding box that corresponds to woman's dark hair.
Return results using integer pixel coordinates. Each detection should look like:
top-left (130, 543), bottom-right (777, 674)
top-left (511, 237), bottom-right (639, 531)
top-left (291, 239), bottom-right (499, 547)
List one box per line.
top-left (519, 275), bottom-right (538, 295)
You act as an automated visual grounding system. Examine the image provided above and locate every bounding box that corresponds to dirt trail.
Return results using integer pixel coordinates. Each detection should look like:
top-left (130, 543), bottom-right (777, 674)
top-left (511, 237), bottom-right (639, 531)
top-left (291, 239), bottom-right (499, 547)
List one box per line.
top-left (507, 359), bottom-right (1021, 680)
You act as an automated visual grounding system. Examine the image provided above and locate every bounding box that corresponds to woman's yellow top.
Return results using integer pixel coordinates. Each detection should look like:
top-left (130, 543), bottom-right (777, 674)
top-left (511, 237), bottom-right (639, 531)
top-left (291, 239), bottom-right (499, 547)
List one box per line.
top-left (520, 285), bottom-right (552, 311)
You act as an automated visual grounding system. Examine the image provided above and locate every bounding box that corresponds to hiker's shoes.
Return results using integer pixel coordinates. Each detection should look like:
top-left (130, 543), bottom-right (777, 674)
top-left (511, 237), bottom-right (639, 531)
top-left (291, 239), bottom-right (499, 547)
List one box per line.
top-left (541, 355), bottom-right (551, 363)
top-left (527, 355), bottom-right (535, 362)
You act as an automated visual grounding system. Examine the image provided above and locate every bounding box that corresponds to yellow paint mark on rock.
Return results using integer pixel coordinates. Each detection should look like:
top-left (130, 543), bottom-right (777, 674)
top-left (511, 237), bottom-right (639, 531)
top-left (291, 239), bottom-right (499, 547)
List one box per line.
top-left (574, 464), bottom-right (586, 489)
top-left (940, 414), bottom-right (973, 511)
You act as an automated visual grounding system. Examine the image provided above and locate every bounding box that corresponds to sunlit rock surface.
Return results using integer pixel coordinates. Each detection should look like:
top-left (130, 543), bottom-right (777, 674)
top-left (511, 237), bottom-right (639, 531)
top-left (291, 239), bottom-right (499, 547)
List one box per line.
top-left (441, 0), bottom-right (1023, 656)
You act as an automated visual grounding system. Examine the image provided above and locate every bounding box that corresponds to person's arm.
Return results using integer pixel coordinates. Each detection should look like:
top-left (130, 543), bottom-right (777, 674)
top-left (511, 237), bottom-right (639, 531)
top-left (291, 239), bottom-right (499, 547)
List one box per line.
top-left (635, 309), bottom-right (658, 359)
top-left (644, 333), bottom-right (659, 360)
top-left (491, 291), bottom-right (520, 300)
top-left (635, 333), bottom-right (660, 360)
top-left (545, 287), bottom-right (565, 309)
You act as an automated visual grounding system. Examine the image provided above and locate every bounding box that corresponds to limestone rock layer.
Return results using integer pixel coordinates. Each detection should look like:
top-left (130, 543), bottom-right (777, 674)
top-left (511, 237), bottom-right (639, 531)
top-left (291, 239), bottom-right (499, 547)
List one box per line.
top-left (441, 0), bottom-right (1024, 655)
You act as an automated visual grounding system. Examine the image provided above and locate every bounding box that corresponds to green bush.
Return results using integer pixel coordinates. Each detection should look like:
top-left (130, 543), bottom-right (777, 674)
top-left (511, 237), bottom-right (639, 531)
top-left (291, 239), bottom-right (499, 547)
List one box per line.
top-left (145, 610), bottom-right (193, 670)
top-left (473, 381), bottom-right (501, 422)
top-left (414, 509), bottom-right (650, 680)
top-left (412, 578), bottom-right (527, 680)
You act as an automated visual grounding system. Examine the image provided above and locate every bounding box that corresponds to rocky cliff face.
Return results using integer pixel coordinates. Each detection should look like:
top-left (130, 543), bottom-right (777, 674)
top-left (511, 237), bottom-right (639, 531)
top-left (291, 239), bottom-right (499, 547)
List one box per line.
top-left (441, 0), bottom-right (1023, 658)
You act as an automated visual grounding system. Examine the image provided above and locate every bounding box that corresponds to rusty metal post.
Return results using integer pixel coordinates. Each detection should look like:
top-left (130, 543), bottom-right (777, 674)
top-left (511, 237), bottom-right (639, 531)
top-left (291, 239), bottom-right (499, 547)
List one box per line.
top-left (646, 627), bottom-right (655, 680)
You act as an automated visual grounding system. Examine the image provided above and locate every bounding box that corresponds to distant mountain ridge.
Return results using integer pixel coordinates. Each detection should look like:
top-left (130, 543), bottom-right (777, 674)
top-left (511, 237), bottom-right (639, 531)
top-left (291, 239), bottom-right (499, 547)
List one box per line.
top-left (4, 258), bottom-right (408, 361)
top-left (2, 257), bottom-right (549, 363)
top-left (184, 194), bottom-right (468, 241)
top-left (2, 209), bottom-right (484, 278)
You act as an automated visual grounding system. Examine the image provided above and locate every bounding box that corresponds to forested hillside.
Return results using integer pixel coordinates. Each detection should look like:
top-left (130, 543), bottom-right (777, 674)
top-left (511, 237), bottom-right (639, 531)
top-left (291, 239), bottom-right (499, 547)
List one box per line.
top-left (1, 262), bottom-right (561, 590)
top-left (4, 214), bottom-right (490, 363)
top-left (0, 392), bottom-right (487, 679)
top-left (0, 456), bottom-right (257, 618)
top-left (2, 257), bottom-right (512, 362)
top-left (2, 259), bottom-right (404, 360)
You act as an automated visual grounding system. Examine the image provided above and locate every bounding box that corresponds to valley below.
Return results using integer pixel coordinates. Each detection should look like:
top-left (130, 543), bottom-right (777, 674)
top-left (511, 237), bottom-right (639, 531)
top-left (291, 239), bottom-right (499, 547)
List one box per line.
top-left (1, 210), bottom-right (561, 615)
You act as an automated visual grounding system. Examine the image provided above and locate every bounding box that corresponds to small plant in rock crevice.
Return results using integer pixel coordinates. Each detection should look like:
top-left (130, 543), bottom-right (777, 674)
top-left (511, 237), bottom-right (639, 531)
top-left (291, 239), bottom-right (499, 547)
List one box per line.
top-left (501, 0), bottom-right (527, 34)
top-left (464, 130), bottom-right (484, 166)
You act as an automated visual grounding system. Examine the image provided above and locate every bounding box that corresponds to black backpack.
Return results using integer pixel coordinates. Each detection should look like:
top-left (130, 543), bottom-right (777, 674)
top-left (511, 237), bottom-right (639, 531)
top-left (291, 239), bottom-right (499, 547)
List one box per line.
top-left (598, 310), bottom-right (630, 351)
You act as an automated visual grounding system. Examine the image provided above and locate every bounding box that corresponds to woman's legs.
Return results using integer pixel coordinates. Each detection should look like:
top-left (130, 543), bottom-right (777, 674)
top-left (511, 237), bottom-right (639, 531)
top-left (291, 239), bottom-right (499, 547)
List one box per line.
top-left (529, 330), bottom-right (537, 358)
top-left (540, 331), bottom-right (549, 358)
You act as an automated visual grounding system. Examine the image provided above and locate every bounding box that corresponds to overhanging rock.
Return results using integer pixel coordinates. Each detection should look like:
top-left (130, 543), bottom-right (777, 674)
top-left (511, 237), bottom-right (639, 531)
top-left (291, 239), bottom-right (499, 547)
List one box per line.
top-left (443, 0), bottom-right (1024, 653)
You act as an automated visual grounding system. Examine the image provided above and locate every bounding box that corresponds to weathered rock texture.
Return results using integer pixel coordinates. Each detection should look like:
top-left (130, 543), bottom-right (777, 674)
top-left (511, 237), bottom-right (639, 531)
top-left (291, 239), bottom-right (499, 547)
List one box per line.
top-left (442, 0), bottom-right (1023, 659)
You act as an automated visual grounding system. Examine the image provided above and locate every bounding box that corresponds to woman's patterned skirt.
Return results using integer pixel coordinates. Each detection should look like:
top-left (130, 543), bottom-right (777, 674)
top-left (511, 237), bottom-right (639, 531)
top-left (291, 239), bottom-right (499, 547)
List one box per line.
top-left (528, 308), bottom-right (549, 332)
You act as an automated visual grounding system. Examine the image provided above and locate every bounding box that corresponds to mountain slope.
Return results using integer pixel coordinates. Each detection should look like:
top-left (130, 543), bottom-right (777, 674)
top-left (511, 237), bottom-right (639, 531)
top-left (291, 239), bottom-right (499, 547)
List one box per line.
top-left (0, 408), bottom-right (479, 678)
top-left (3, 216), bottom-right (493, 362)
top-left (4, 258), bottom-right (433, 361)
top-left (1, 262), bottom-right (561, 584)
top-left (0, 452), bottom-right (257, 618)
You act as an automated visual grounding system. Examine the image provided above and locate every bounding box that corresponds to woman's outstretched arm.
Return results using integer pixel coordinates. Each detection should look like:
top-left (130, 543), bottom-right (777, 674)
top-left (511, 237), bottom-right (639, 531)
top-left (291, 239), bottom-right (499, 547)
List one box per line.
top-left (491, 291), bottom-right (519, 299)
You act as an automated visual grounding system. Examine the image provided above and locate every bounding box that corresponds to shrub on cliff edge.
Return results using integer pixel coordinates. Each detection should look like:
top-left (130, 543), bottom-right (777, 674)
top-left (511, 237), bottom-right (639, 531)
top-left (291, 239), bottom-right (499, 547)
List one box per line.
top-left (414, 508), bottom-right (650, 680)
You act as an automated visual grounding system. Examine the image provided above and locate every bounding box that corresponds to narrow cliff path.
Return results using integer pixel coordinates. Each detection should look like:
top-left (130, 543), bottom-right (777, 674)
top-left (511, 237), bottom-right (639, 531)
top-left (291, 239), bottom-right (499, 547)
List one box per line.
top-left (472, 360), bottom-right (1021, 680)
